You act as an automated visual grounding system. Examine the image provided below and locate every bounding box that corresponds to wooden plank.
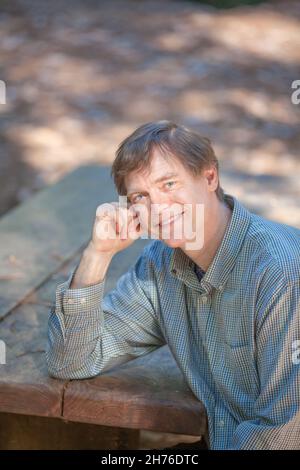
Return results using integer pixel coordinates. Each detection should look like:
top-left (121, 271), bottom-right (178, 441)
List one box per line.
top-left (64, 345), bottom-right (207, 436)
top-left (24, 239), bottom-right (150, 307)
top-left (0, 412), bottom-right (139, 450)
top-left (0, 302), bottom-right (65, 417)
top-left (0, 221), bottom-right (149, 420)
top-left (0, 165), bottom-right (117, 319)
top-left (0, 259), bottom-right (206, 433)
top-left (0, 163), bottom-right (207, 436)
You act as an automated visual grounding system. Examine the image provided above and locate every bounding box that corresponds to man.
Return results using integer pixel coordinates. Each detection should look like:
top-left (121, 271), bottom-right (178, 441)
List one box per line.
top-left (47, 120), bottom-right (300, 449)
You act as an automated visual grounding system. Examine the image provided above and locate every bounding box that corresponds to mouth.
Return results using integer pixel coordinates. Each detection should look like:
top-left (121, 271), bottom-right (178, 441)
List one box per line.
top-left (158, 211), bottom-right (184, 228)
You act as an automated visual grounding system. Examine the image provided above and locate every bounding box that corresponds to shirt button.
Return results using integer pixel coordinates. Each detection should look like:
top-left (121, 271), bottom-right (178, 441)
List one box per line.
top-left (218, 420), bottom-right (225, 427)
top-left (80, 297), bottom-right (86, 304)
top-left (67, 298), bottom-right (75, 304)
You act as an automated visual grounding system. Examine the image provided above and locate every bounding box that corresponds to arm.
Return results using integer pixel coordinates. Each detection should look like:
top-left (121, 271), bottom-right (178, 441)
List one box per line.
top-left (230, 280), bottom-right (300, 449)
top-left (46, 242), bottom-right (166, 379)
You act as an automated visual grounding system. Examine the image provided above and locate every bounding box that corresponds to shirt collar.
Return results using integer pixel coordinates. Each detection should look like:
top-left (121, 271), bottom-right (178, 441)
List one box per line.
top-left (169, 193), bottom-right (252, 292)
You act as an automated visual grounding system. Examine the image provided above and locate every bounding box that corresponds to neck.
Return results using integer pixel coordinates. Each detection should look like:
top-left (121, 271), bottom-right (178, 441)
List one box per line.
top-left (182, 198), bottom-right (232, 272)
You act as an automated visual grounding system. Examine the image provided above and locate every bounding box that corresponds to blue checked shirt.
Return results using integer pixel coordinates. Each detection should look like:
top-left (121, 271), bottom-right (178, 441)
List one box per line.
top-left (46, 194), bottom-right (300, 449)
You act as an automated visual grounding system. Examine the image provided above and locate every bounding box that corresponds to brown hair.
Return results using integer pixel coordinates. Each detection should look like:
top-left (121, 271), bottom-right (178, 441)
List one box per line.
top-left (111, 120), bottom-right (225, 202)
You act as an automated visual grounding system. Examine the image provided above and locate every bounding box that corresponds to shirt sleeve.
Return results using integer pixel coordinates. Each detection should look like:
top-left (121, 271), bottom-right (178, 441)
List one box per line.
top-left (46, 245), bottom-right (166, 379)
top-left (230, 280), bottom-right (300, 449)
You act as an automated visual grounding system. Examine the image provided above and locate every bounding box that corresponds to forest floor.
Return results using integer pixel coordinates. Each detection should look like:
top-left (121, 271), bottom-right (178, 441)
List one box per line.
top-left (0, 0), bottom-right (299, 225)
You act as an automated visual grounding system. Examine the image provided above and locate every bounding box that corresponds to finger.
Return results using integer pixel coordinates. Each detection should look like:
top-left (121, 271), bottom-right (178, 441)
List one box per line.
top-left (115, 205), bottom-right (138, 240)
top-left (95, 216), bottom-right (115, 241)
top-left (127, 215), bottom-right (142, 240)
top-left (96, 203), bottom-right (116, 220)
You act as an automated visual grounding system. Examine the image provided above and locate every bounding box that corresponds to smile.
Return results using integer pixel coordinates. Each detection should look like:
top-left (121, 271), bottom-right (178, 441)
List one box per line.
top-left (159, 211), bottom-right (184, 227)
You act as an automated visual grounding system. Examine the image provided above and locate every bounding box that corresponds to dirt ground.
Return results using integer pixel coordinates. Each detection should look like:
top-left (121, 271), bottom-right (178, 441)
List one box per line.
top-left (0, 0), bottom-right (299, 225)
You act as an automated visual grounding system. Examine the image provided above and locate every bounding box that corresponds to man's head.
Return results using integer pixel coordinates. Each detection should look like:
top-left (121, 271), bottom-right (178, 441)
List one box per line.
top-left (111, 120), bottom-right (225, 250)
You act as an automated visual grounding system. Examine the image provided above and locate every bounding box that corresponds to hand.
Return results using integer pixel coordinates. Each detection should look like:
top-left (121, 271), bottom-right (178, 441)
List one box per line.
top-left (90, 201), bottom-right (142, 255)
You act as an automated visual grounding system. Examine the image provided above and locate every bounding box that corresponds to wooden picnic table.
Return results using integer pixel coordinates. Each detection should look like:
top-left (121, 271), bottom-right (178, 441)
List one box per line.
top-left (0, 165), bottom-right (207, 449)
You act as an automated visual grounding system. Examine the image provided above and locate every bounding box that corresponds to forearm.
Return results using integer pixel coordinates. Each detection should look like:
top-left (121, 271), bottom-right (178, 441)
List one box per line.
top-left (46, 266), bottom-right (106, 379)
top-left (46, 242), bottom-right (165, 380)
top-left (70, 242), bottom-right (114, 288)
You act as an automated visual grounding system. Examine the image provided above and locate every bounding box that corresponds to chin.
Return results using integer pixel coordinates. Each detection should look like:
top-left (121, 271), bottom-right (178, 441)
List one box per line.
top-left (161, 237), bottom-right (186, 249)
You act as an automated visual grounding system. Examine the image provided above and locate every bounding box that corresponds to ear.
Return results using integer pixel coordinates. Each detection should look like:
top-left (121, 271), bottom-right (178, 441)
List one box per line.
top-left (204, 166), bottom-right (218, 192)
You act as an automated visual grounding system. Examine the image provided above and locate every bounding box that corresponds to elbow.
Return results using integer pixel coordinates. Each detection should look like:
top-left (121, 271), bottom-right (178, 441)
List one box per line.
top-left (45, 349), bottom-right (73, 380)
top-left (47, 365), bottom-right (69, 380)
top-left (45, 352), bottom-right (101, 380)
top-left (45, 352), bottom-right (71, 379)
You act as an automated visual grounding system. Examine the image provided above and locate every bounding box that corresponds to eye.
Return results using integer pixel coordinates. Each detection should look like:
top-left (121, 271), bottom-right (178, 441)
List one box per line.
top-left (132, 194), bottom-right (143, 203)
top-left (165, 181), bottom-right (176, 189)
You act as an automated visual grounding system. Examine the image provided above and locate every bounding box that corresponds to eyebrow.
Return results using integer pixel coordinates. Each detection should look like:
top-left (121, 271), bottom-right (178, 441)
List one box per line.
top-left (127, 172), bottom-right (179, 198)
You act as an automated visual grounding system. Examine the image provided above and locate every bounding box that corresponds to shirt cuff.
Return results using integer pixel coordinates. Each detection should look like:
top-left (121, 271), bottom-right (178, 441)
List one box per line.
top-left (55, 266), bottom-right (106, 315)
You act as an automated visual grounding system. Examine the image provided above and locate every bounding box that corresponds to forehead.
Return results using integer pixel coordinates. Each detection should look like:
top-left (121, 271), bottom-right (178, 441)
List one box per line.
top-left (125, 148), bottom-right (187, 190)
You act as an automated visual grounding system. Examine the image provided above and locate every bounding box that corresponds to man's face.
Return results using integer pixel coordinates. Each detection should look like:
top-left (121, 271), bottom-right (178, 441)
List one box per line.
top-left (125, 147), bottom-right (218, 250)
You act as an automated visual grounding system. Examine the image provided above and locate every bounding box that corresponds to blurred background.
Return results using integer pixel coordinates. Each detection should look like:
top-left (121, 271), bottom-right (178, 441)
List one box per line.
top-left (0, 0), bottom-right (299, 225)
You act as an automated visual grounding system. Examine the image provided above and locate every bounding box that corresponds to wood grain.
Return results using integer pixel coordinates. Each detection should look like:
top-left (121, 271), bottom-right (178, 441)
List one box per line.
top-left (0, 412), bottom-right (139, 450)
top-left (0, 302), bottom-right (64, 417)
top-left (64, 345), bottom-right (207, 436)
top-left (0, 165), bottom-right (116, 319)
top-left (0, 165), bottom-right (207, 440)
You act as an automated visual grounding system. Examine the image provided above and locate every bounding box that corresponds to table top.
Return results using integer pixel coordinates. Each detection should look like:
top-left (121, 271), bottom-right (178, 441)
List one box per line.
top-left (0, 166), bottom-right (207, 436)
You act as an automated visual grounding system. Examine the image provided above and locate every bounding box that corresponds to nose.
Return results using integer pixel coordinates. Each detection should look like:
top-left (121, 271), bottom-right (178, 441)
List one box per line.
top-left (148, 187), bottom-right (170, 205)
top-left (149, 187), bottom-right (167, 203)
top-left (146, 189), bottom-right (173, 227)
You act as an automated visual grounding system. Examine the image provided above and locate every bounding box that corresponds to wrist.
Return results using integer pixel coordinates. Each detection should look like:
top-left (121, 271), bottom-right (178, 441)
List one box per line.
top-left (69, 242), bottom-right (114, 289)
top-left (84, 241), bottom-right (115, 261)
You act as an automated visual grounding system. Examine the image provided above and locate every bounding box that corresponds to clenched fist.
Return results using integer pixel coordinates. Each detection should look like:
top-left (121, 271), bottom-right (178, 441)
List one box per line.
top-left (90, 201), bottom-right (143, 255)
top-left (70, 201), bottom-right (147, 288)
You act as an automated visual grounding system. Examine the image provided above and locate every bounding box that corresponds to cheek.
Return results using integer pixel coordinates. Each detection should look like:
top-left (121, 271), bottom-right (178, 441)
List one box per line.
top-left (170, 186), bottom-right (199, 208)
top-left (171, 187), bottom-right (187, 202)
top-left (135, 205), bottom-right (158, 233)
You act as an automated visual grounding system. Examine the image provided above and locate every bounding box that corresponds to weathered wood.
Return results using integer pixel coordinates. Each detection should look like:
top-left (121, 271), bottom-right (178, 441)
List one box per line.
top-left (0, 164), bottom-right (207, 446)
top-left (24, 239), bottom-right (150, 306)
top-left (0, 302), bottom-right (65, 417)
top-left (64, 345), bottom-right (207, 436)
top-left (0, 165), bottom-right (116, 319)
top-left (1, 286), bottom-right (206, 435)
top-left (0, 412), bottom-right (139, 450)
top-left (0, 246), bottom-right (206, 434)
top-left (0, 233), bottom-right (149, 420)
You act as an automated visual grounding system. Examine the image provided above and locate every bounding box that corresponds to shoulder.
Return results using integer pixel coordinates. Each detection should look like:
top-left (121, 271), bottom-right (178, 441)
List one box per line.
top-left (245, 212), bottom-right (300, 285)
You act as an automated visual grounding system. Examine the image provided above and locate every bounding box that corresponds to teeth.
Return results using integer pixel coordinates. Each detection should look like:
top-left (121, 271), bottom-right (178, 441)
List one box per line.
top-left (161, 220), bottom-right (171, 226)
top-left (160, 212), bottom-right (183, 226)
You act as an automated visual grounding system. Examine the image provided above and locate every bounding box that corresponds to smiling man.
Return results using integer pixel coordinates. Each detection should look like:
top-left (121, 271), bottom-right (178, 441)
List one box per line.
top-left (46, 120), bottom-right (300, 450)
